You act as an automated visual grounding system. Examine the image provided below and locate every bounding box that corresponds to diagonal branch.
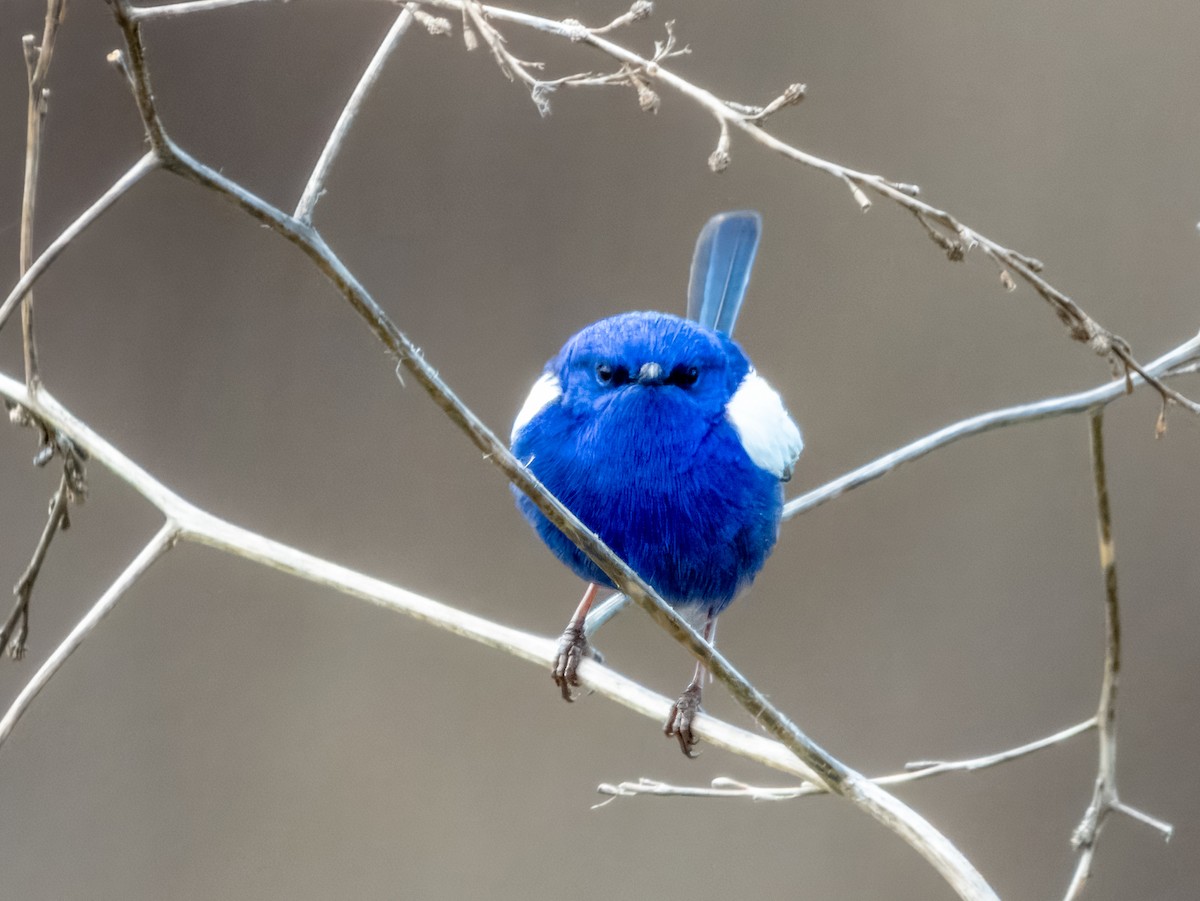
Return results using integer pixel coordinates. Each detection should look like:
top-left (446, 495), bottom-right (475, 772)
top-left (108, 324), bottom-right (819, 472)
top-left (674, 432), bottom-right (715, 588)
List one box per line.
top-left (0, 522), bottom-right (176, 747)
top-left (783, 330), bottom-right (1200, 519)
top-left (0, 152), bottom-right (158, 334)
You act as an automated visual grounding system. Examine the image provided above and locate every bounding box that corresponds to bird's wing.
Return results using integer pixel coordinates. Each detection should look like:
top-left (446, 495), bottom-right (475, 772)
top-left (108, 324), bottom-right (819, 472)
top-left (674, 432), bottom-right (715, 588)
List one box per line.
top-left (686, 210), bottom-right (763, 337)
top-left (725, 369), bottom-right (804, 481)
top-left (511, 371), bottom-right (562, 443)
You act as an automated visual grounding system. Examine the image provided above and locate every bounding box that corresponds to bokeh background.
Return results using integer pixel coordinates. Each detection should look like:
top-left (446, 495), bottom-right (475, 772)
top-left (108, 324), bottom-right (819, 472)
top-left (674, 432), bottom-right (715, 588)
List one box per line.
top-left (2, 1), bottom-right (1198, 898)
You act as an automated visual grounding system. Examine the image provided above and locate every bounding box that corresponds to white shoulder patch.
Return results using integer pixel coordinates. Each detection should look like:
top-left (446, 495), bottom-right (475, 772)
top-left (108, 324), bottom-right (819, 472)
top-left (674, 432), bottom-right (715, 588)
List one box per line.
top-left (511, 372), bottom-right (562, 443)
top-left (725, 369), bottom-right (803, 480)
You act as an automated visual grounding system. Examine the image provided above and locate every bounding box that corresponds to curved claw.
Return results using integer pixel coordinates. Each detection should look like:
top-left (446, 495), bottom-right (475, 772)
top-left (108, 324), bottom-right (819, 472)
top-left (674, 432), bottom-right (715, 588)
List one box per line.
top-left (664, 681), bottom-right (703, 758)
top-left (552, 623), bottom-right (590, 701)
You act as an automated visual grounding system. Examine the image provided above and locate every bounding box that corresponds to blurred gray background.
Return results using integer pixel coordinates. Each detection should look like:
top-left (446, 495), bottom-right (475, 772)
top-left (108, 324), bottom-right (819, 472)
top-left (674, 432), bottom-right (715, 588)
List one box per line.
top-left (2, 1), bottom-right (1198, 898)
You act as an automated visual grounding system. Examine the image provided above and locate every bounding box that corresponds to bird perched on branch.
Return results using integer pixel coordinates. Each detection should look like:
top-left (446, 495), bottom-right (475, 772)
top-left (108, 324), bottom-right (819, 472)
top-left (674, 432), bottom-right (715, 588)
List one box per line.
top-left (510, 211), bottom-right (802, 756)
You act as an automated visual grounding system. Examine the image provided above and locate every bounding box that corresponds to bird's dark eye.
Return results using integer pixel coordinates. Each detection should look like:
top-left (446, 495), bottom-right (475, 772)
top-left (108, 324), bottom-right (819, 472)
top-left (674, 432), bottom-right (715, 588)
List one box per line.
top-left (595, 363), bottom-right (629, 387)
top-left (667, 365), bottom-right (700, 388)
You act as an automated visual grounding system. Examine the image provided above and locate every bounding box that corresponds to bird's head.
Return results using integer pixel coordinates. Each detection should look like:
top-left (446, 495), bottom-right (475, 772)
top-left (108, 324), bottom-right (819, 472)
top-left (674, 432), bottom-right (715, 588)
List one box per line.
top-left (552, 311), bottom-right (750, 420)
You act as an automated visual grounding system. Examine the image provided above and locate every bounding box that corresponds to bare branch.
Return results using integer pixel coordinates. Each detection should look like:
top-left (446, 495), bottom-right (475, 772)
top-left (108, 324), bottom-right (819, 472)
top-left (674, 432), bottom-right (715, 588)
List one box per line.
top-left (596, 776), bottom-right (815, 806)
top-left (783, 330), bottom-right (1200, 520)
top-left (126, 0), bottom-right (270, 20)
top-left (1063, 413), bottom-right (1173, 900)
top-left (597, 718), bottom-right (1099, 805)
top-left (294, 8), bottom-right (416, 223)
top-left (0, 523), bottom-right (176, 748)
top-left (902, 719), bottom-right (1096, 780)
top-left (19, 0), bottom-right (69, 391)
top-left (0, 153), bottom-right (158, 334)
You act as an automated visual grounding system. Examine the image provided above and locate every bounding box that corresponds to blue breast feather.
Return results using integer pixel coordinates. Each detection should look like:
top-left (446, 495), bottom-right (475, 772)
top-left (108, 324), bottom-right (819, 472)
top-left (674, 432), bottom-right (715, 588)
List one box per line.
top-left (512, 311), bottom-right (783, 615)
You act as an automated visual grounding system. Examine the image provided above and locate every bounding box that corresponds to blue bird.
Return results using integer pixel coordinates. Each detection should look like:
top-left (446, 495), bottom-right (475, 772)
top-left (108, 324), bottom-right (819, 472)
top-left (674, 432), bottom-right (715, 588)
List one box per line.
top-left (511, 211), bottom-right (802, 755)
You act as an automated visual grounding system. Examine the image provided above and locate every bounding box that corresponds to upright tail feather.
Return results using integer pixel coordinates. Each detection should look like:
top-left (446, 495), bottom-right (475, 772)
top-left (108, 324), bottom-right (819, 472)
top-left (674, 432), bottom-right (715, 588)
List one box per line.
top-left (686, 210), bottom-right (763, 337)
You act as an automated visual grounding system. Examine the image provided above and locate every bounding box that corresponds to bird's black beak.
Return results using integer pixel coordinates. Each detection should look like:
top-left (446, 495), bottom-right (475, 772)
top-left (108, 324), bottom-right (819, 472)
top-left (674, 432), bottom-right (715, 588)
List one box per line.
top-left (636, 362), bottom-right (664, 385)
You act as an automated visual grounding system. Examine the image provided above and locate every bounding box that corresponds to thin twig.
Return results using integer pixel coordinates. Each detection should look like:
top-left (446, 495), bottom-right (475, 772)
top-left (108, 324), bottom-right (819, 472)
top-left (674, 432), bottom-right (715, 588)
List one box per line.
top-left (0, 474), bottom-right (70, 659)
top-left (0, 152), bottom-right (158, 334)
top-left (1, 398), bottom-right (88, 658)
top-left (596, 718), bottom-right (1098, 804)
top-left (595, 776), bottom-right (810, 805)
top-left (1064, 413), bottom-right (1173, 900)
top-left (19, 0), bottom-right (69, 390)
top-left (902, 719), bottom-right (1097, 780)
top-left (0, 523), bottom-right (176, 747)
top-left (294, 8), bottom-right (416, 223)
top-left (460, 0), bottom-right (555, 115)
top-left (589, 0), bottom-right (652, 35)
top-left (126, 0), bottom-right (270, 19)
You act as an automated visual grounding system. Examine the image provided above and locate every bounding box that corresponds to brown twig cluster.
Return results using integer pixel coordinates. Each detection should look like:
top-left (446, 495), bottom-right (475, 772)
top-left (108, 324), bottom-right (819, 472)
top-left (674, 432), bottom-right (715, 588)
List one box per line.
top-left (0, 400), bottom-right (88, 659)
top-left (7, 0), bottom-right (84, 662)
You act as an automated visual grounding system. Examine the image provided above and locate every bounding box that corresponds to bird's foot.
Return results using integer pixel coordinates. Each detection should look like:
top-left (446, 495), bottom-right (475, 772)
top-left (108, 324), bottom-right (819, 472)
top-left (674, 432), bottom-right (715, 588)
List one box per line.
top-left (664, 680), bottom-right (703, 758)
top-left (552, 623), bottom-right (602, 700)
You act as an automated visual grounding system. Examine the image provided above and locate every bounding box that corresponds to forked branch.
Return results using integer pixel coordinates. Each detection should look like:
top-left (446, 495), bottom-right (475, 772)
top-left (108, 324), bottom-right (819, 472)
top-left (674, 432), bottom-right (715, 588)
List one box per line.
top-left (1062, 414), bottom-right (1173, 899)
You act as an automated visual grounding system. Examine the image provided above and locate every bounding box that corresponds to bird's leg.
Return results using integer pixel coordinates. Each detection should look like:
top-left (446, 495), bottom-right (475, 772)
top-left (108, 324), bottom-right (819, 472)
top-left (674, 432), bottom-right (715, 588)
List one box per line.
top-left (665, 613), bottom-right (717, 758)
top-left (553, 582), bottom-right (600, 701)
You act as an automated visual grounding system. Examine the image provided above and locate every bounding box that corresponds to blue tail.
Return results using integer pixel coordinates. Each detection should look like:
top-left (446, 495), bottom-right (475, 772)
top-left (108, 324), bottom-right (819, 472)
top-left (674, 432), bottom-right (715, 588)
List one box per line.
top-left (685, 210), bottom-right (763, 337)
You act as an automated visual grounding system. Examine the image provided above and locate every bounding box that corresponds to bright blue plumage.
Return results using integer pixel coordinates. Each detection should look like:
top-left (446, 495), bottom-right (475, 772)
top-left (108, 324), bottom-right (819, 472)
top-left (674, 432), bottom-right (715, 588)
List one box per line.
top-left (512, 312), bottom-right (782, 614)
top-left (511, 211), bottom-right (801, 755)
